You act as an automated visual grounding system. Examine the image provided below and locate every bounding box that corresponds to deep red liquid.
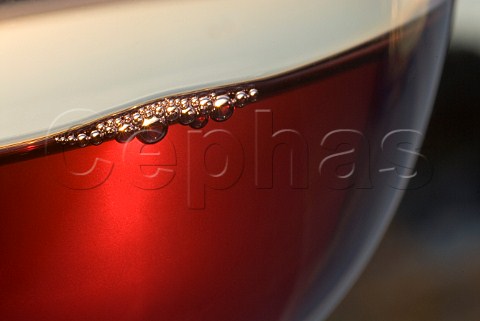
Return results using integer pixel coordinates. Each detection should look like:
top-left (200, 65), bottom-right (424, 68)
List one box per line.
top-left (0, 4), bottom-right (452, 321)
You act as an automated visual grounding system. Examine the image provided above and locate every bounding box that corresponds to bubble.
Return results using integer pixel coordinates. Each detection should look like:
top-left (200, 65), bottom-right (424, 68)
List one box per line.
top-left (137, 119), bottom-right (168, 144)
top-left (235, 91), bottom-right (248, 107)
top-left (211, 95), bottom-right (234, 122)
top-left (132, 113), bottom-right (144, 126)
top-left (165, 105), bottom-right (181, 123)
top-left (104, 126), bottom-right (116, 139)
top-left (67, 134), bottom-right (76, 145)
top-left (198, 97), bottom-right (213, 115)
top-left (248, 88), bottom-right (259, 102)
top-left (190, 115), bottom-right (209, 129)
top-left (179, 105), bottom-right (197, 125)
top-left (77, 133), bottom-right (89, 147)
top-left (90, 130), bottom-right (103, 145)
top-left (115, 124), bottom-right (136, 143)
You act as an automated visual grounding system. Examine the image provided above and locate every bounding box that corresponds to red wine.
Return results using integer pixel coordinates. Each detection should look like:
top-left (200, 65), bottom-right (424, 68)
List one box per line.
top-left (0, 1), bottom-right (453, 320)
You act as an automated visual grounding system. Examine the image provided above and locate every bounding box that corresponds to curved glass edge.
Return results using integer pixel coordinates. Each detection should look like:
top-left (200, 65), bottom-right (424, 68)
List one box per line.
top-left (283, 1), bottom-right (454, 320)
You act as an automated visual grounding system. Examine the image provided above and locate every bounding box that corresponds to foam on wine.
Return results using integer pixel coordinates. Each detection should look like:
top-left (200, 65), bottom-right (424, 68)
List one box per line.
top-left (0, 0), bottom-right (444, 147)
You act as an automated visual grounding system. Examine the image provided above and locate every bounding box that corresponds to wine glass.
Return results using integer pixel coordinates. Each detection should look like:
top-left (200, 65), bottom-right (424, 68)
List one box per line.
top-left (0, 0), bottom-right (454, 320)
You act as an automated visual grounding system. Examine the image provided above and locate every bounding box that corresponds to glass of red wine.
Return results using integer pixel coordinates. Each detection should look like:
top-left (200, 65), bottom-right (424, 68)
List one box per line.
top-left (0, 0), bottom-right (454, 320)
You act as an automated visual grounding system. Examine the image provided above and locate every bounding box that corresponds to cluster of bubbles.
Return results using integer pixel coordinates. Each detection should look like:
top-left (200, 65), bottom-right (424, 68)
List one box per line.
top-left (55, 88), bottom-right (259, 147)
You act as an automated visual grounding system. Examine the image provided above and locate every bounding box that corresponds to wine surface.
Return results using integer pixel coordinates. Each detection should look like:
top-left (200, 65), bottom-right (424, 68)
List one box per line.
top-left (1, 0), bottom-right (443, 146)
top-left (0, 1), bottom-right (452, 321)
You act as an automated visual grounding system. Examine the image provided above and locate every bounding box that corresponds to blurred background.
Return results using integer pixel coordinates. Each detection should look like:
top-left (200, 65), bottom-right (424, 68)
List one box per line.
top-left (327, 1), bottom-right (480, 320)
